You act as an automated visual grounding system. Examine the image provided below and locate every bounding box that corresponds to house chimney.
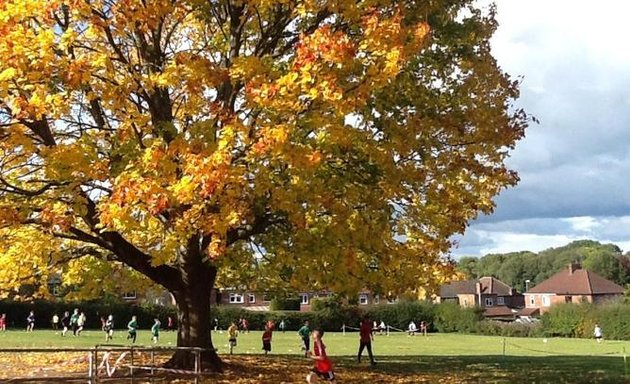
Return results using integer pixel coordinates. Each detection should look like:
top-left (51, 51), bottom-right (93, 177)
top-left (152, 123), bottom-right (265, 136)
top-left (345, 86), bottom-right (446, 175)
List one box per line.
top-left (476, 282), bottom-right (481, 306)
top-left (489, 278), bottom-right (494, 293)
top-left (568, 262), bottom-right (581, 275)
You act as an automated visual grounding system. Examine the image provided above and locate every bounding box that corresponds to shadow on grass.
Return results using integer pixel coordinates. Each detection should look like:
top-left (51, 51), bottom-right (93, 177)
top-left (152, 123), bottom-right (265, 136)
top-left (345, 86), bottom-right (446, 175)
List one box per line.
top-left (329, 354), bottom-right (630, 383)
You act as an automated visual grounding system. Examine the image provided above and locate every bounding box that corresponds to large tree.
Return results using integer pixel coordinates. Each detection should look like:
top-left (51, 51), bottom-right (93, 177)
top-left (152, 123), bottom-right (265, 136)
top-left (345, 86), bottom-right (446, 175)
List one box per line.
top-left (0, 0), bottom-right (526, 370)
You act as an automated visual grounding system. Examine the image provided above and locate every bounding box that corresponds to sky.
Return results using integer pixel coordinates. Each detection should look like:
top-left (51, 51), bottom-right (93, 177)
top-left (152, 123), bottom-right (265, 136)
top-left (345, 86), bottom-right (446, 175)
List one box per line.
top-left (452, 0), bottom-right (630, 257)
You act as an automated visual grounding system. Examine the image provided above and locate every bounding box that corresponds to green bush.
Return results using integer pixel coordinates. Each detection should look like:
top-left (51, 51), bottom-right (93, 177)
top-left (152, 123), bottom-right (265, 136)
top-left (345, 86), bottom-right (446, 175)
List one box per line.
top-left (0, 300), bottom-right (177, 330)
top-left (476, 320), bottom-right (542, 337)
top-left (363, 301), bottom-right (435, 331)
top-left (269, 297), bottom-right (300, 311)
top-left (541, 303), bottom-right (590, 337)
top-left (433, 302), bottom-right (482, 333)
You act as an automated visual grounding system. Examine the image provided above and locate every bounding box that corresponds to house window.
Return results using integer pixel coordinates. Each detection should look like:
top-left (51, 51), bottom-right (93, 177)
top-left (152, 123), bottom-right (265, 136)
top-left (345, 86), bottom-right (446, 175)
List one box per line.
top-left (542, 295), bottom-right (551, 307)
top-left (529, 296), bottom-right (535, 306)
top-left (248, 294), bottom-right (256, 304)
top-left (262, 295), bottom-right (270, 303)
top-left (497, 297), bottom-right (505, 305)
top-left (463, 298), bottom-right (469, 306)
top-left (565, 296), bottom-right (572, 303)
top-left (301, 294), bottom-right (309, 305)
top-left (229, 293), bottom-right (244, 304)
top-left (373, 295), bottom-right (379, 304)
top-left (123, 291), bottom-right (137, 300)
top-left (484, 298), bottom-right (493, 307)
top-left (359, 294), bottom-right (369, 305)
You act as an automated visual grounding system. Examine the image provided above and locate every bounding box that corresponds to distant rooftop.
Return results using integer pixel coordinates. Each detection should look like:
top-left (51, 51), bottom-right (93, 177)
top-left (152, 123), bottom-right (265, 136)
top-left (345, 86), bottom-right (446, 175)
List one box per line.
top-left (527, 263), bottom-right (625, 295)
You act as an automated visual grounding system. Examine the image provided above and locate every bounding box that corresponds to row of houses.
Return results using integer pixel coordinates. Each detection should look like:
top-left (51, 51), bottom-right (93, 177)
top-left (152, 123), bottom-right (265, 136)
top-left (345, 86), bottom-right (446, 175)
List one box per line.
top-left (437, 262), bottom-right (625, 320)
top-left (207, 263), bottom-right (625, 320)
top-left (102, 262), bottom-right (626, 321)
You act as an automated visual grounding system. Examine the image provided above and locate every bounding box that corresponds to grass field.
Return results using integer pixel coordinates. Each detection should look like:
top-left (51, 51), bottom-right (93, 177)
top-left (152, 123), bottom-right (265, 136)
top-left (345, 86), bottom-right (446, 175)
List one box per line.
top-left (0, 329), bottom-right (628, 383)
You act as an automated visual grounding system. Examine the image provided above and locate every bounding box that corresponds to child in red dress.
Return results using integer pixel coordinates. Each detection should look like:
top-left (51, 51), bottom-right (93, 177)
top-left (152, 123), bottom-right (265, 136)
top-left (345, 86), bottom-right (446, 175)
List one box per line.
top-left (306, 329), bottom-right (335, 383)
top-left (262, 325), bottom-right (273, 354)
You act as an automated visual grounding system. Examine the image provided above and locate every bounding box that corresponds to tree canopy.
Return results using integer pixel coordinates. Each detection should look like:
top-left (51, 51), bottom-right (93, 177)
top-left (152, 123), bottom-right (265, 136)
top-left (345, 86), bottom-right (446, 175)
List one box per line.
top-left (0, 0), bottom-right (526, 368)
top-left (457, 240), bottom-right (630, 291)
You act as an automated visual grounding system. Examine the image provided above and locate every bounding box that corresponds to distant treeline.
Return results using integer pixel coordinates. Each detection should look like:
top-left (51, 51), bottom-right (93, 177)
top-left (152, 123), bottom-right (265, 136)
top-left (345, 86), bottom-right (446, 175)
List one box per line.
top-left (457, 240), bottom-right (630, 292)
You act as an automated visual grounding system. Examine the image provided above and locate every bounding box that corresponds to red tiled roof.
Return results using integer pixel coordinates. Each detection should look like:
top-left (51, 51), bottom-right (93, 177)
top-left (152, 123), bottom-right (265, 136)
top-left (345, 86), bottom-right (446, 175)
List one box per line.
top-left (484, 306), bottom-right (516, 318)
top-left (527, 267), bottom-right (624, 295)
top-left (440, 277), bottom-right (516, 298)
top-left (517, 307), bottom-right (540, 317)
top-left (479, 277), bottom-right (513, 296)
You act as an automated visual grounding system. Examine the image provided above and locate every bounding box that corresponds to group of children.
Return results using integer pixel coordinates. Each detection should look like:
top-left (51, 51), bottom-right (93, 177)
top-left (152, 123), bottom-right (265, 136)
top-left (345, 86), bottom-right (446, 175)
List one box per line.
top-left (225, 319), bottom-right (335, 383)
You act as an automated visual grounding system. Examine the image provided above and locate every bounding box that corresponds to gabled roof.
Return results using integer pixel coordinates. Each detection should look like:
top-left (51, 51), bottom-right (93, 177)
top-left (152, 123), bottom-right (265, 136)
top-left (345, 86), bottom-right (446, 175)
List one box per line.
top-left (479, 277), bottom-right (514, 296)
top-left (484, 306), bottom-right (516, 318)
top-left (527, 266), bottom-right (625, 295)
top-left (439, 280), bottom-right (477, 298)
top-left (439, 277), bottom-right (517, 298)
top-left (517, 307), bottom-right (540, 317)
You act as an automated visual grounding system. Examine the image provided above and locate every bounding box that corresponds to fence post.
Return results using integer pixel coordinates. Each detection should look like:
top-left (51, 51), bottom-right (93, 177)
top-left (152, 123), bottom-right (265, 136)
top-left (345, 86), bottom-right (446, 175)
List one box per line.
top-left (151, 348), bottom-right (155, 376)
top-left (94, 346), bottom-right (98, 383)
top-left (130, 346), bottom-right (134, 377)
top-left (502, 338), bottom-right (506, 362)
top-left (386, 325), bottom-right (390, 336)
top-left (194, 349), bottom-right (200, 374)
top-left (342, 324), bottom-right (346, 336)
top-left (88, 350), bottom-right (93, 381)
top-left (623, 347), bottom-right (627, 377)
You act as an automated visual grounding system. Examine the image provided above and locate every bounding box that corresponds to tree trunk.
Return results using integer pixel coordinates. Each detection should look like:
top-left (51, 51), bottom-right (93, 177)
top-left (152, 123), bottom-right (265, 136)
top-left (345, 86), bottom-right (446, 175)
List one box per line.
top-left (165, 277), bottom-right (222, 372)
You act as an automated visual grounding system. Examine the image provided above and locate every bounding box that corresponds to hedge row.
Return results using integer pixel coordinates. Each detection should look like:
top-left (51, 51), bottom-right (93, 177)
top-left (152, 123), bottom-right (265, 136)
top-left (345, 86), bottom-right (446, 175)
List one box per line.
top-left (0, 300), bottom-right (177, 330)
top-left (4, 298), bottom-right (630, 339)
top-left (541, 302), bottom-right (630, 340)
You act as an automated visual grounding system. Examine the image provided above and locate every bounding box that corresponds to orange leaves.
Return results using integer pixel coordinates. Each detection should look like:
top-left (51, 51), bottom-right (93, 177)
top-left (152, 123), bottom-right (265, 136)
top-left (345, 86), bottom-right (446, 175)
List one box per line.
top-left (294, 25), bottom-right (356, 69)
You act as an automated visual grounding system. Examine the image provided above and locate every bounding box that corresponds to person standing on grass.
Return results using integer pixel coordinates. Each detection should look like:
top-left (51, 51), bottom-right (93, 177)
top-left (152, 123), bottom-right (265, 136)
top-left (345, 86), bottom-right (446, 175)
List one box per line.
top-left (151, 318), bottom-right (161, 344)
top-left (0, 313), bottom-right (6, 331)
top-left (104, 315), bottom-right (114, 341)
top-left (242, 318), bottom-right (250, 333)
top-left (594, 324), bottom-right (603, 343)
top-left (70, 308), bottom-right (80, 336)
top-left (408, 320), bottom-right (417, 336)
top-left (77, 311), bottom-right (86, 336)
top-left (228, 322), bottom-right (238, 355)
top-left (26, 311), bottom-right (35, 332)
top-left (357, 318), bottom-right (376, 366)
top-left (52, 313), bottom-right (59, 331)
top-left (420, 321), bottom-right (428, 336)
top-left (306, 329), bottom-right (335, 383)
top-left (167, 316), bottom-right (174, 332)
top-left (279, 319), bottom-right (286, 333)
top-left (127, 315), bottom-right (138, 343)
top-left (298, 320), bottom-right (312, 357)
top-left (262, 324), bottom-right (273, 355)
top-left (379, 320), bottom-right (386, 335)
top-left (60, 311), bottom-right (70, 336)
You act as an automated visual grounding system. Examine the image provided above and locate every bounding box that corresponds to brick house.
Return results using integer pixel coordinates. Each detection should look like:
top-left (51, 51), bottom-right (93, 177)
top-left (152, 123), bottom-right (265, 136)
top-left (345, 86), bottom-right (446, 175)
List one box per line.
top-left (437, 277), bottom-right (525, 319)
top-left (216, 289), bottom-right (386, 312)
top-left (524, 263), bottom-right (625, 314)
top-left (213, 289), bottom-right (272, 311)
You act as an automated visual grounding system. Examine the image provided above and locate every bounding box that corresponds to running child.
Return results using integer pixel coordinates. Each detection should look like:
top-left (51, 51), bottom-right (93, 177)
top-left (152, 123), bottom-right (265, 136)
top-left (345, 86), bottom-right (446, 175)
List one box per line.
top-left (151, 318), bottom-right (161, 344)
top-left (60, 311), bottom-right (70, 336)
top-left (298, 320), bottom-right (312, 357)
top-left (52, 313), bottom-right (59, 331)
top-left (26, 311), bottom-right (35, 332)
top-left (306, 329), bottom-right (335, 383)
top-left (227, 322), bottom-right (238, 355)
top-left (77, 312), bottom-right (86, 336)
top-left (127, 315), bottom-right (138, 343)
top-left (0, 313), bottom-right (6, 331)
top-left (262, 324), bottom-right (273, 355)
top-left (70, 308), bottom-right (80, 336)
top-left (104, 315), bottom-right (114, 341)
